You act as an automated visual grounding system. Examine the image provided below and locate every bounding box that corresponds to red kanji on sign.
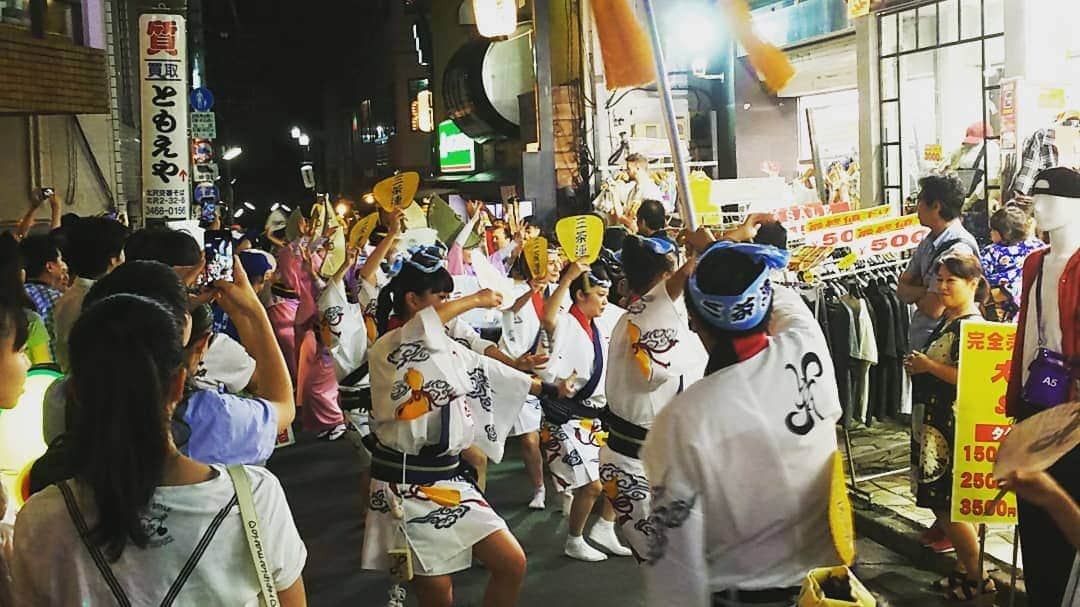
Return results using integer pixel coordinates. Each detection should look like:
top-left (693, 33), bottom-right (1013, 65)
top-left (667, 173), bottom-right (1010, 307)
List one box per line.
top-left (966, 331), bottom-right (986, 350)
top-left (990, 361), bottom-right (1010, 383)
top-left (146, 20), bottom-right (178, 56)
top-left (987, 331), bottom-right (1005, 351)
top-left (1005, 332), bottom-right (1016, 351)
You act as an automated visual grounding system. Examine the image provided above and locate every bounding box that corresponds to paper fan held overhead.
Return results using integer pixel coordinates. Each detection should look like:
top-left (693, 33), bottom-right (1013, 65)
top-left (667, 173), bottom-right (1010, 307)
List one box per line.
top-left (589, 0), bottom-right (656, 90)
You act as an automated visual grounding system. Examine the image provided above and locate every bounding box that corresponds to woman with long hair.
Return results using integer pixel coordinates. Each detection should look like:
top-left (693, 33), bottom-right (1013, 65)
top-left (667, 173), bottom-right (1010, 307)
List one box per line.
top-left (11, 295), bottom-right (307, 605)
top-left (362, 246), bottom-right (566, 607)
top-left (905, 253), bottom-right (995, 601)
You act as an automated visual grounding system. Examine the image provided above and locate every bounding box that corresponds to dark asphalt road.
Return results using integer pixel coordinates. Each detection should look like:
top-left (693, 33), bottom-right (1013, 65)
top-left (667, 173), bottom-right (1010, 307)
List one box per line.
top-left (267, 426), bottom-right (1005, 606)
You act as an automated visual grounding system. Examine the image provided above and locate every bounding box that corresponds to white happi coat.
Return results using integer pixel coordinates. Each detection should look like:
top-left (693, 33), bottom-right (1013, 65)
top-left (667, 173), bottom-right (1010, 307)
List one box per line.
top-left (538, 303), bottom-right (620, 491)
top-left (500, 281), bottom-right (545, 435)
top-left (641, 287), bottom-right (843, 606)
top-left (600, 280), bottom-right (706, 557)
top-left (362, 307), bottom-right (532, 576)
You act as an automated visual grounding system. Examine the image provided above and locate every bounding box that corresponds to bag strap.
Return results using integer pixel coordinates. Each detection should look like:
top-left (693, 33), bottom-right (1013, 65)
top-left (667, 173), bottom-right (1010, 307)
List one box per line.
top-left (227, 465), bottom-right (281, 607)
top-left (57, 481), bottom-right (132, 607)
top-left (58, 479), bottom-right (238, 607)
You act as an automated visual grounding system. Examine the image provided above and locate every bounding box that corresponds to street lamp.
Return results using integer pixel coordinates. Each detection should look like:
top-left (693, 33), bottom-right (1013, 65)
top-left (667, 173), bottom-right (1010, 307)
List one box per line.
top-left (290, 126), bottom-right (302, 139)
top-left (473, 0), bottom-right (516, 37)
top-left (298, 133), bottom-right (310, 147)
top-left (222, 146), bottom-right (243, 161)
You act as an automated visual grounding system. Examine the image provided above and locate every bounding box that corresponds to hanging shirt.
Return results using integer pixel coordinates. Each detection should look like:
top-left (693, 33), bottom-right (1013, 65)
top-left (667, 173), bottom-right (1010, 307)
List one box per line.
top-left (605, 281), bottom-right (706, 428)
top-left (641, 287), bottom-right (843, 606)
top-left (368, 307), bottom-right (533, 463)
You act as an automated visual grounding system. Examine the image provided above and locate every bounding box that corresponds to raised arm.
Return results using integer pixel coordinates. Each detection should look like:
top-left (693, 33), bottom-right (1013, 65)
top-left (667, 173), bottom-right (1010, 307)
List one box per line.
top-left (14, 197), bottom-right (45, 241)
top-left (358, 209), bottom-right (404, 285)
top-left (542, 261), bottom-right (587, 334)
top-left (213, 258), bottom-right (296, 432)
top-left (435, 288), bottom-right (502, 326)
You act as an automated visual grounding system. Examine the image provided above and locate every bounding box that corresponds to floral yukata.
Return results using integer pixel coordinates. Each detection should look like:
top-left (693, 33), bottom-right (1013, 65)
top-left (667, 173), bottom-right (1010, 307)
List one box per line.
top-left (600, 281), bottom-right (706, 558)
top-left (362, 307), bottom-right (532, 576)
top-left (980, 238), bottom-right (1044, 321)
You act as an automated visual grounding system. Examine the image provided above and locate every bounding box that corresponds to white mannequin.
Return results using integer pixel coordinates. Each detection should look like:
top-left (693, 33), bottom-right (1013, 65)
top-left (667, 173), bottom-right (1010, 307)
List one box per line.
top-left (1021, 192), bottom-right (1080, 385)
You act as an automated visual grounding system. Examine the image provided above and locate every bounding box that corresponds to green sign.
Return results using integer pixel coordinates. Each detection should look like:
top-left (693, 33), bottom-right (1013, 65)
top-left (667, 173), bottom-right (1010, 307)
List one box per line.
top-left (438, 119), bottom-right (476, 173)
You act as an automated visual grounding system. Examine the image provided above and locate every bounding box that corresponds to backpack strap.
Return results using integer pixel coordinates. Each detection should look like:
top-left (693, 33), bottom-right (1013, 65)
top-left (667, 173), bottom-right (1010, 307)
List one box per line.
top-left (227, 465), bottom-right (281, 607)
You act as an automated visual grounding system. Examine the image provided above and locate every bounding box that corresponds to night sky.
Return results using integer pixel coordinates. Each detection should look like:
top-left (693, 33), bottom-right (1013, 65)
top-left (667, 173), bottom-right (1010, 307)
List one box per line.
top-left (203, 0), bottom-right (390, 217)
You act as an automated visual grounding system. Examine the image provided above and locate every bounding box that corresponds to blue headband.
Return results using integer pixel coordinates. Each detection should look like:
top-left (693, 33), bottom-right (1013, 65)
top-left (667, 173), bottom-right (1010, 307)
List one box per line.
top-left (687, 242), bottom-right (790, 331)
top-left (386, 244), bottom-right (447, 278)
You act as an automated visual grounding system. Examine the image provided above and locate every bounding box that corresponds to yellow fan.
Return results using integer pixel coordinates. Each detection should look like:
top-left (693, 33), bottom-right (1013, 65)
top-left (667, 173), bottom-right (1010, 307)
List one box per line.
top-left (310, 201), bottom-right (326, 238)
top-left (373, 172), bottom-right (420, 213)
top-left (523, 236), bottom-right (549, 280)
top-left (349, 212), bottom-right (380, 248)
top-left (828, 450), bottom-right (857, 566)
top-left (589, 0), bottom-right (656, 90)
top-left (319, 221), bottom-right (346, 279)
top-left (556, 214), bottom-right (604, 263)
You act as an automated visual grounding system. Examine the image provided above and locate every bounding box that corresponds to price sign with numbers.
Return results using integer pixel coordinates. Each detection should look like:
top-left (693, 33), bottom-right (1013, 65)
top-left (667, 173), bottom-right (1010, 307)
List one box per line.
top-left (951, 320), bottom-right (1018, 524)
top-left (853, 214), bottom-right (931, 256)
top-left (803, 206), bottom-right (892, 248)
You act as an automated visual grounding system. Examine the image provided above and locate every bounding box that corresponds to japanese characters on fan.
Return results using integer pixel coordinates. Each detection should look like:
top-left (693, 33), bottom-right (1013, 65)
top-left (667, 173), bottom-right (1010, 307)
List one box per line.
top-left (361, 241), bottom-right (570, 606)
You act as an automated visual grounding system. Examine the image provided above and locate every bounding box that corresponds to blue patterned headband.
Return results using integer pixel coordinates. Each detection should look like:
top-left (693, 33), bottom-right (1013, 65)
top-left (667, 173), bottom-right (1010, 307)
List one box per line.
top-left (386, 244), bottom-right (447, 278)
top-left (687, 242), bottom-right (790, 331)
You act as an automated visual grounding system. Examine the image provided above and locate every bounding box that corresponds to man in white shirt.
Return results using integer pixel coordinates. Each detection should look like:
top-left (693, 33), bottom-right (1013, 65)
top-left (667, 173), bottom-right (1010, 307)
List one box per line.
top-left (641, 240), bottom-right (844, 607)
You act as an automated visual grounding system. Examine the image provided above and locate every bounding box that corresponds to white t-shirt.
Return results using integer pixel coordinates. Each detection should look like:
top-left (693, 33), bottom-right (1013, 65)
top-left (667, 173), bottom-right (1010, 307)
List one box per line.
top-left (641, 287), bottom-right (843, 606)
top-left (12, 465), bottom-right (306, 606)
top-left (193, 333), bottom-right (256, 393)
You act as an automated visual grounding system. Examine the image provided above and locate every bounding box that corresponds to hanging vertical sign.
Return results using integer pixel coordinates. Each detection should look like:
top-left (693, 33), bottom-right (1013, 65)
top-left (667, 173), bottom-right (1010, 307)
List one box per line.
top-left (139, 13), bottom-right (190, 221)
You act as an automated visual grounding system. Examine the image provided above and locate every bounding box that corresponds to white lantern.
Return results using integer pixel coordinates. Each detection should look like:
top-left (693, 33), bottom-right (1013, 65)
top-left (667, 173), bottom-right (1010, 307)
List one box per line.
top-left (416, 90), bottom-right (435, 133)
top-left (472, 0), bottom-right (516, 38)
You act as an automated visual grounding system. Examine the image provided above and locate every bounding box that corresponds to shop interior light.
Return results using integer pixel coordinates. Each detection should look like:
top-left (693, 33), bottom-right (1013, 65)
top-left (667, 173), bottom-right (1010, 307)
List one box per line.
top-left (298, 133), bottom-right (311, 146)
top-left (335, 202), bottom-right (350, 217)
top-left (363, 193), bottom-right (376, 204)
top-left (270, 203), bottom-right (280, 211)
top-left (222, 146), bottom-right (243, 161)
top-left (416, 90), bottom-right (435, 133)
top-left (234, 208), bottom-right (245, 218)
top-left (243, 201), bottom-right (256, 210)
top-left (281, 204), bottom-right (292, 212)
top-left (290, 126), bottom-right (302, 139)
top-left (670, 5), bottom-right (716, 54)
top-left (472, 0), bottom-right (516, 38)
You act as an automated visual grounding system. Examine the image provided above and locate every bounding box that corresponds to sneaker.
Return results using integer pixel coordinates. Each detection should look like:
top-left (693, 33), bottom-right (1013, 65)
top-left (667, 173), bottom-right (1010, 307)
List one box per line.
top-left (919, 525), bottom-right (945, 547)
top-left (588, 521), bottom-right (633, 557)
top-left (528, 487), bottom-right (546, 510)
top-left (564, 535), bottom-right (607, 562)
top-left (316, 424), bottom-right (347, 441)
top-left (928, 537), bottom-right (956, 554)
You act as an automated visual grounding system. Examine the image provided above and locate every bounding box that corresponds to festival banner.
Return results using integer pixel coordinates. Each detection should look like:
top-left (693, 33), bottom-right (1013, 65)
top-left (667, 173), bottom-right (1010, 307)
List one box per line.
top-left (139, 13), bottom-right (190, 220)
top-left (951, 320), bottom-right (1018, 525)
top-left (775, 201), bottom-right (851, 236)
top-left (854, 214), bottom-right (930, 256)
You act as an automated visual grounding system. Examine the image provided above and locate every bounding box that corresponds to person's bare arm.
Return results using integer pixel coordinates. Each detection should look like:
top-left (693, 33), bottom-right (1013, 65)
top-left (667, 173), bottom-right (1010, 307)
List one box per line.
top-left (896, 270), bottom-right (927, 304)
top-left (358, 210), bottom-right (403, 285)
top-left (510, 282), bottom-right (542, 313)
top-left (542, 261), bottom-right (587, 334)
top-left (278, 577), bottom-right (307, 607)
top-left (214, 257), bottom-right (295, 432)
top-left (14, 197), bottom-right (44, 241)
top-left (435, 289), bottom-right (502, 326)
top-left (998, 470), bottom-right (1080, 550)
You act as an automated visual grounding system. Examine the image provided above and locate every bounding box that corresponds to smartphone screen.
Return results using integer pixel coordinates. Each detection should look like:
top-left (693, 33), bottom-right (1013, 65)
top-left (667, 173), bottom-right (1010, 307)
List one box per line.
top-left (203, 230), bottom-right (234, 283)
top-left (198, 200), bottom-right (217, 226)
top-left (41, 187), bottom-right (54, 200)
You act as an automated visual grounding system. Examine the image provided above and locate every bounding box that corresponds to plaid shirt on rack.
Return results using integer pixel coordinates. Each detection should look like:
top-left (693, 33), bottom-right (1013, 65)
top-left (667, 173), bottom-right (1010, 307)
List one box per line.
top-left (24, 281), bottom-right (63, 341)
top-left (1014, 128), bottom-right (1058, 196)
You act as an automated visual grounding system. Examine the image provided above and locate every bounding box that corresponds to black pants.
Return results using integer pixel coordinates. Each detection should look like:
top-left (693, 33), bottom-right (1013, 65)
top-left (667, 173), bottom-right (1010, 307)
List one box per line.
top-left (1017, 444), bottom-right (1080, 607)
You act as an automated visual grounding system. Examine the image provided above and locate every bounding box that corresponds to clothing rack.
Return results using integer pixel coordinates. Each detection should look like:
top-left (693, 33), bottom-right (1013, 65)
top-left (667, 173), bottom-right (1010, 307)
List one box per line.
top-left (779, 253), bottom-right (912, 503)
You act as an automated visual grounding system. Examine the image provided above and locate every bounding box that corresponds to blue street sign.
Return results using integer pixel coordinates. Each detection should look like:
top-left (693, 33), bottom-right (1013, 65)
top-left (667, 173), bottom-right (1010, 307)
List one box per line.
top-left (194, 183), bottom-right (220, 201)
top-left (190, 87), bottom-right (215, 112)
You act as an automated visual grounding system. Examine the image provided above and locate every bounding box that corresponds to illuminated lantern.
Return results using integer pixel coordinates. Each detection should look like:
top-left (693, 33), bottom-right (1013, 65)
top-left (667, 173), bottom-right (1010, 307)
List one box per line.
top-left (0, 367), bottom-right (60, 508)
top-left (416, 90), bottom-right (434, 133)
top-left (472, 0), bottom-right (516, 38)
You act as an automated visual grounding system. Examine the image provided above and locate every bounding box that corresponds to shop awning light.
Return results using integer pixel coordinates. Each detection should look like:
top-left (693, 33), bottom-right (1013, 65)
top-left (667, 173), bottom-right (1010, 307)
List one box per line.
top-left (473, 0), bottom-right (516, 38)
top-left (298, 134), bottom-right (311, 146)
top-left (243, 201), bottom-right (256, 210)
top-left (290, 126), bottom-right (302, 139)
top-left (234, 208), bottom-right (245, 218)
top-left (222, 146), bottom-right (243, 161)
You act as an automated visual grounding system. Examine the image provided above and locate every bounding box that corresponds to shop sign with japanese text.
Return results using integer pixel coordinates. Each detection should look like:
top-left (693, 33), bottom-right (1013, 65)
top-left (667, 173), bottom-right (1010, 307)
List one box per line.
top-left (803, 205), bottom-right (892, 248)
top-left (853, 214), bottom-right (930, 256)
top-left (139, 13), bottom-right (190, 220)
top-left (775, 201), bottom-right (851, 236)
top-left (951, 321), bottom-right (1018, 525)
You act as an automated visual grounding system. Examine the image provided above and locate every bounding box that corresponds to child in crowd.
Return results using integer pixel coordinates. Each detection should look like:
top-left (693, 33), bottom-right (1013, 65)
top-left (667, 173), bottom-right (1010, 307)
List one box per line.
top-left (979, 204), bottom-right (1045, 322)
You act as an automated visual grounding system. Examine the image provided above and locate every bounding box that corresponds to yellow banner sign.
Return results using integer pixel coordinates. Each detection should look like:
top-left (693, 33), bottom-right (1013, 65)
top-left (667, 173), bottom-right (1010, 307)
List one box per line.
top-left (804, 205), bottom-right (891, 234)
top-left (951, 320), bottom-right (1018, 525)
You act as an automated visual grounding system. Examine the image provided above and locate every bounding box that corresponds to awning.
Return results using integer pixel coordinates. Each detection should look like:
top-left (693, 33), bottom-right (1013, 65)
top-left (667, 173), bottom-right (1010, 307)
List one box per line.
top-left (425, 169), bottom-right (519, 199)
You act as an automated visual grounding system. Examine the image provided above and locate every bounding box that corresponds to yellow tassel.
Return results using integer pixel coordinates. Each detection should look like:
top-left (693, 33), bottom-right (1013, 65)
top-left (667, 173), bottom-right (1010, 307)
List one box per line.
top-left (590, 0), bottom-right (656, 90)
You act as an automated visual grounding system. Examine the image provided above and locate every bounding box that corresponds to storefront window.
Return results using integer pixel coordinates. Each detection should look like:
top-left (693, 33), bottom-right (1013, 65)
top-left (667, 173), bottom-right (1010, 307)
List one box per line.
top-left (879, 0), bottom-right (1004, 211)
top-left (0, 0), bottom-right (32, 28)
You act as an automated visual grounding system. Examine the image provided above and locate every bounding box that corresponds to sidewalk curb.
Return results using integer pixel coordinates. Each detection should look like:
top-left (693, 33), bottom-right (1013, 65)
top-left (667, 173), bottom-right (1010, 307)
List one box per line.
top-left (853, 501), bottom-right (1027, 606)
